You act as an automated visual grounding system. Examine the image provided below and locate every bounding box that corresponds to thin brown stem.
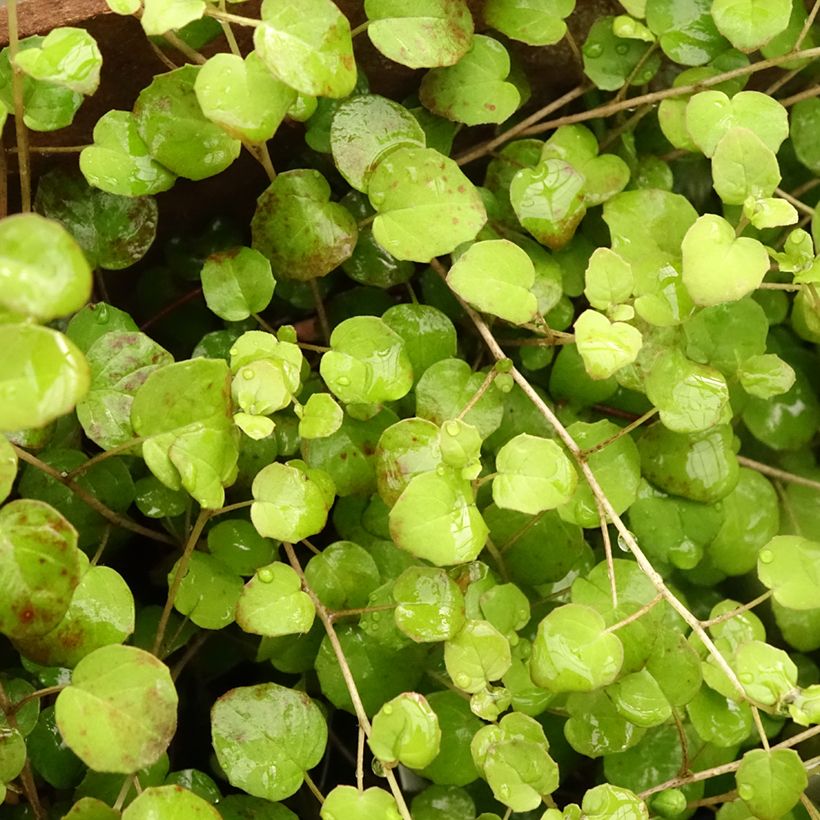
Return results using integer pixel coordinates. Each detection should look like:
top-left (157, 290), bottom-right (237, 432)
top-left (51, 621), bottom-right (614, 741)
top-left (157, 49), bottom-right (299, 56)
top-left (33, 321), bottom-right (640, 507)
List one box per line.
top-left (737, 455), bottom-right (820, 493)
top-left (171, 630), bottom-right (210, 681)
top-left (582, 407), bottom-right (658, 457)
top-left (218, 0), bottom-right (242, 56)
top-left (796, 0), bottom-right (820, 51)
top-left (303, 772), bottom-right (325, 804)
top-left (153, 509), bottom-right (211, 655)
top-left (255, 142), bottom-right (276, 181)
top-left (7, 145), bottom-right (89, 154)
top-left (210, 499), bottom-right (253, 517)
top-left (781, 83), bottom-right (820, 108)
top-left (700, 591), bottom-right (773, 629)
top-left (776, 186), bottom-right (816, 216)
top-left (758, 282), bottom-right (802, 291)
top-left (329, 603), bottom-right (396, 623)
top-left (563, 27), bottom-right (583, 67)
top-left (205, 7), bottom-right (261, 27)
top-left (9, 685), bottom-right (66, 714)
top-left (90, 525), bottom-right (111, 567)
top-left (148, 40), bottom-right (179, 71)
top-left (67, 438), bottom-right (143, 480)
top-left (672, 710), bottom-right (690, 776)
top-left (600, 105), bottom-right (652, 151)
top-left (791, 178), bottom-right (820, 200)
top-left (12, 445), bottom-right (176, 546)
top-left (766, 63), bottom-right (805, 96)
top-left (457, 368), bottom-right (498, 420)
top-left (160, 29), bottom-right (207, 65)
top-left (613, 42), bottom-right (659, 105)
top-left (0, 681), bottom-right (43, 819)
top-left (356, 726), bottom-right (365, 792)
top-left (350, 21), bottom-right (370, 38)
top-left (501, 335), bottom-right (575, 347)
top-left (604, 593), bottom-right (662, 633)
top-left (752, 705), bottom-right (770, 749)
top-left (483, 535), bottom-right (509, 582)
top-left (309, 279), bottom-right (331, 344)
top-left (596, 496), bottom-right (619, 608)
top-left (253, 312), bottom-right (276, 334)
top-left (801, 793), bottom-right (820, 820)
top-left (7, 0), bottom-right (30, 213)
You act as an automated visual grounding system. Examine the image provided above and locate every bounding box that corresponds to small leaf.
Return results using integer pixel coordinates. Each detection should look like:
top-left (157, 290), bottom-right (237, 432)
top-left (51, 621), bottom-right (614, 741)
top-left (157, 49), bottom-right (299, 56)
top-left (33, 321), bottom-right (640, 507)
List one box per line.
top-left (211, 683), bottom-right (327, 801)
top-left (236, 562), bottom-right (315, 636)
top-left (141, 0), bottom-right (205, 35)
top-left (14, 27), bottom-right (101, 95)
top-left (582, 16), bottom-right (660, 90)
top-left (298, 393), bottom-right (344, 439)
top-left (738, 354), bottom-right (795, 399)
top-left (370, 692), bottom-right (441, 769)
top-left (122, 785), bottom-right (221, 819)
top-left (735, 749), bottom-right (807, 820)
top-left (444, 619), bottom-right (512, 693)
top-left (584, 248), bottom-right (633, 310)
top-left (365, 0), bottom-right (474, 68)
top-left (743, 196), bottom-right (798, 230)
top-left (56, 645), bottom-right (177, 773)
top-left (582, 784), bottom-right (648, 820)
top-left (170, 552), bottom-right (243, 630)
top-left (732, 640), bottom-right (797, 706)
top-left (447, 239), bottom-right (537, 325)
top-left (376, 417), bottom-right (443, 506)
top-left (574, 309), bottom-right (643, 380)
top-left (305, 541), bottom-right (380, 610)
top-left (0, 437), bottom-right (17, 504)
top-left (645, 0), bottom-right (728, 65)
top-left (393, 565), bottom-right (466, 642)
top-left (483, 0), bottom-right (575, 46)
top-left (791, 99), bottom-right (820, 174)
top-left (711, 0), bottom-right (792, 51)
top-left (201, 247), bottom-right (275, 322)
top-left (254, 0), bottom-right (356, 98)
top-left (758, 535), bottom-right (820, 610)
top-left (711, 128), bottom-right (780, 205)
top-left (320, 786), bottom-right (401, 819)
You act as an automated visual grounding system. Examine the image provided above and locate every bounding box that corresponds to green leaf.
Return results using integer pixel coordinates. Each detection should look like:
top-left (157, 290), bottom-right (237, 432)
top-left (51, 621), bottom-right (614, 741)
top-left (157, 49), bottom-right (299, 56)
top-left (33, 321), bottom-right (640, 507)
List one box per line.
top-left (320, 316), bottom-right (414, 405)
top-left (530, 603), bottom-right (624, 693)
top-left (80, 110), bottom-right (177, 197)
top-left (711, 128), bottom-right (780, 205)
top-left (575, 309), bottom-right (643, 380)
top-left (236, 562), bottom-right (315, 636)
top-left (252, 169), bottom-right (358, 281)
top-left (0, 725), bottom-right (26, 783)
top-left (645, 0), bottom-right (728, 65)
top-left (483, 0), bottom-right (575, 46)
top-left (298, 393), bottom-right (344, 439)
top-left (681, 214), bottom-right (769, 306)
top-left (201, 247), bottom-right (275, 322)
top-left (254, 0), bottom-right (356, 98)
top-left (376, 417), bottom-right (442, 506)
top-left (370, 692), bottom-right (441, 768)
top-left (582, 16), bottom-right (660, 90)
top-left (493, 433), bottom-right (577, 514)
top-left (321, 786), bottom-right (401, 819)
top-left (411, 785), bottom-right (475, 820)
top-left (364, 0), bottom-right (474, 68)
top-left (0, 324), bottom-right (90, 432)
top-left (389, 471), bottom-right (488, 566)
top-left (0, 436), bottom-right (17, 504)
top-left (738, 354), bottom-right (795, 399)
top-left (62, 797), bottom-right (119, 819)
top-left (0, 213), bottom-right (92, 321)
top-left (419, 690), bottom-right (482, 786)
top-left (791, 99), bottom-right (820, 174)
top-left (393, 566), bottom-right (466, 642)
top-left (732, 640), bottom-right (797, 706)
top-left (0, 499), bottom-right (83, 639)
top-left (735, 749), bottom-right (807, 820)
top-left (211, 683), bottom-right (327, 801)
top-left (330, 95), bottom-right (426, 192)
top-left (170, 552), bottom-right (243, 630)
top-left (743, 196), bottom-right (798, 230)
top-left (217, 796), bottom-right (298, 820)
top-left (251, 462), bottom-right (334, 542)
top-left (122, 785), bottom-right (220, 818)
top-left (13, 27), bottom-right (101, 95)
top-left (445, 619), bottom-right (511, 693)
top-left (419, 35), bottom-right (519, 126)
top-left (606, 669), bottom-right (671, 727)
top-left (584, 248), bottom-right (634, 310)
top-left (582, 784), bottom-right (648, 820)
top-left (758, 535), bottom-right (820, 610)
top-left (134, 66), bottom-right (241, 181)
top-left (565, 690), bottom-right (646, 757)
top-left (141, 0), bottom-right (205, 35)
top-left (711, 0), bottom-right (792, 51)
top-left (305, 541), bottom-right (380, 610)
top-left (368, 146), bottom-right (487, 262)
top-left (447, 239), bottom-right (537, 325)
top-left (56, 645), bottom-right (177, 773)
top-left (207, 518), bottom-right (276, 576)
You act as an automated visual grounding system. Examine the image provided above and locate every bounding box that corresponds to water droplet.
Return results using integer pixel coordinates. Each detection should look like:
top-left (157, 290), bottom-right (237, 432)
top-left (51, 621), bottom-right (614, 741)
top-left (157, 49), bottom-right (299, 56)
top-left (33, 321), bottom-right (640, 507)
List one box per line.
top-left (248, 404), bottom-right (257, 415)
top-left (383, 704), bottom-right (393, 715)
top-left (243, 369), bottom-right (255, 380)
top-left (584, 42), bottom-right (604, 58)
top-left (739, 672), bottom-right (753, 684)
top-left (229, 347), bottom-right (238, 356)
top-left (258, 568), bottom-right (274, 583)
top-left (615, 42), bottom-right (630, 55)
top-left (738, 783), bottom-right (754, 801)
top-left (759, 549), bottom-right (774, 564)
top-left (456, 673), bottom-right (471, 689)
top-left (371, 612), bottom-right (381, 622)
top-left (445, 420), bottom-right (460, 436)
top-left (337, 376), bottom-right (350, 386)
top-left (436, 464), bottom-right (447, 476)
top-left (499, 784), bottom-right (511, 799)
top-left (96, 304), bottom-right (109, 322)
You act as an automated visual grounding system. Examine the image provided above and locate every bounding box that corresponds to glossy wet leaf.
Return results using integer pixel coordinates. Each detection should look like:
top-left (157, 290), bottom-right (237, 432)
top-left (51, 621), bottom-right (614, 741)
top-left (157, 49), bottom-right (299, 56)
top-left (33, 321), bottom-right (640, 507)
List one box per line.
top-left (207, 519), bottom-right (276, 577)
top-left (171, 552), bottom-right (243, 630)
top-left (370, 692), bottom-right (441, 768)
top-left (375, 417), bottom-right (442, 506)
top-left (445, 619), bottom-right (511, 693)
top-left (735, 749), bottom-right (807, 820)
top-left (582, 784), bottom-right (648, 820)
top-left (13, 27), bottom-right (101, 95)
top-left (711, 0), bottom-right (792, 51)
top-left (645, 0), bottom-right (727, 64)
top-left (62, 797), bottom-right (119, 819)
top-left (0, 499), bottom-right (83, 640)
top-left (420, 35), bottom-right (519, 126)
top-left (321, 785), bottom-right (401, 820)
top-left (0, 213), bottom-right (92, 322)
top-left (484, 0), bottom-right (575, 45)
top-left (758, 535), bottom-right (820, 610)
top-left (331, 95), bottom-right (426, 192)
top-left (252, 169), bottom-right (358, 281)
top-left (134, 66), bottom-right (241, 181)
top-left (368, 146), bottom-right (486, 262)
top-left (121, 785), bottom-right (220, 818)
top-left (582, 16), bottom-right (660, 90)
top-left (56, 645), bottom-right (177, 773)
top-left (0, 725), bottom-right (26, 783)
top-left (681, 215), bottom-right (769, 306)
top-left (0, 437), bottom-right (17, 504)
top-left (211, 683), bottom-right (327, 801)
top-left (201, 247), bottom-right (274, 322)
top-left (531, 603), bottom-right (624, 693)
top-left (80, 110), bottom-right (177, 197)
top-left (194, 51), bottom-right (295, 143)
top-left (584, 248), bottom-right (633, 310)
top-left (606, 669), bottom-right (671, 727)
top-left (565, 689), bottom-right (646, 757)
top-left (791, 99), bottom-right (820, 174)
top-left (420, 690), bottom-right (482, 786)
top-left (711, 128), bottom-right (780, 205)
top-left (389, 471), bottom-right (488, 566)
top-left (216, 796), bottom-right (298, 820)
top-left (320, 316), bottom-right (413, 405)
top-left (738, 354), bottom-right (795, 399)
top-left (447, 239), bottom-right (537, 325)
top-left (254, 0), bottom-right (355, 98)
top-left (251, 462), bottom-right (334, 542)
top-left (575, 309), bottom-right (643, 380)
top-left (732, 640), bottom-right (796, 706)
top-left (305, 541), bottom-right (380, 610)
top-left (393, 566), bottom-right (466, 642)
top-left (236, 561), bottom-right (314, 637)
top-left (141, 0), bottom-right (205, 35)
top-left (365, 0), bottom-right (473, 68)
top-left (298, 393), bottom-right (344, 439)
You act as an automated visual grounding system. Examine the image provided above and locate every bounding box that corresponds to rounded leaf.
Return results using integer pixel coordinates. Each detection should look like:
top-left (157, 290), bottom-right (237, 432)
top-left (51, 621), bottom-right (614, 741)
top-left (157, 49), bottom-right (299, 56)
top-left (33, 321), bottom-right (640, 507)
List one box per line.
top-left (14, 27), bottom-right (101, 95)
top-left (735, 749), bottom-right (807, 820)
top-left (321, 785), bottom-right (401, 820)
top-left (711, 0), bottom-right (792, 51)
top-left (121, 785), bottom-right (221, 819)
top-left (484, 0), bottom-right (574, 46)
top-left (393, 566), bottom-right (466, 642)
top-left (370, 692), bottom-right (441, 768)
top-left (201, 247), bottom-right (275, 322)
top-left (758, 535), bottom-right (820, 610)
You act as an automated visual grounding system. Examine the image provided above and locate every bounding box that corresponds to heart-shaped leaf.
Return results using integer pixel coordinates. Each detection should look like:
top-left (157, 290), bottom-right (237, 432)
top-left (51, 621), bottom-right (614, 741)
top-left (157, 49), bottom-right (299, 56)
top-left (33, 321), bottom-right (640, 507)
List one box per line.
top-left (252, 169), bottom-right (358, 280)
top-left (738, 353), bottom-right (795, 399)
top-left (194, 52), bottom-right (296, 143)
top-left (712, 127), bottom-right (780, 205)
top-left (420, 35), bottom-right (519, 125)
top-left (254, 0), bottom-right (356, 98)
top-left (681, 214), bottom-right (769, 306)
top-left (376, 418), bottom-right (443, 506)
top-left (368, 146), bottom-right (487, 262)
top-left (365, 0), bottom-right (473, 68)
top-left (201, 247), bottom-right (275, 322)
top-left (645, 0), bottom-right (728, 65)
top-left (584, 248), bottom-right (634, 310)
top-left (483, 0), bottom-right (575, 46)
top-left (582, 785), bottom-right (648, 820)
top-left (236, 562), bottom-right (315, 637)
top-left (141, 0), bottom-right (205, 35)
top-left (122, 786), bottom-right (220, 819)
top-left (444, 619), bottom-right (511, 693)
top-left (370, 692), bottom-right (441, 769)
top-left (582, 16), bottom-right (660, 90)
top-left (170, 552), bottom-right (243, 630)
top-left (758, 535), bottom-right (820, 610)
top-left (321, 786), bottom-right (401, 819)
top-left (298, 393), bottom-right (344, 439)
top-left (735, 749), bottom-right (807, 820)
top-left (574, 309), bottom-right (643, 380)
top-left (447, 239), bottom-right (537, 325)
top-left (393, 566), bottom-right (466, 642)
top-left (711, 0), bottom-right (792, 51)
top-left (14, 27), bottom-right (101, 95)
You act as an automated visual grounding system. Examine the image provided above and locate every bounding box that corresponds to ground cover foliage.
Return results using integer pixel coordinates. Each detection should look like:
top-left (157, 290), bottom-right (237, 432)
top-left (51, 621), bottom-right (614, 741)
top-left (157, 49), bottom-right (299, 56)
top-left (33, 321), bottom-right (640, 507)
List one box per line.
top-left (1, 0), bottom-right (820, 817)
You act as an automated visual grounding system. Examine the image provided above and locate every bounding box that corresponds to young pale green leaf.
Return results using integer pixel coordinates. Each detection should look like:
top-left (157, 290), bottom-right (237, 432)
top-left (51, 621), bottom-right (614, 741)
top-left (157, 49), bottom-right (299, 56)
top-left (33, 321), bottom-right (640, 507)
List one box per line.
top-left (236, 562), bottom-right (315, 636)
top-left (320, 786), bottom-right (401, 820)
top-left (320, 316), bottom-right (413, 405)
top-left (13, 27), bottom-right (101, 95)
top-left (419, 35), bottom-right (519, 126)
top-left (711, 0), bottom-right (792, 51)
top-left (389, 471), bottom-right (488, 566)
top-left (298, 393), bottom-right (344, 439)
top-left (211, 683), bottom-right (327, 801)
top-left (251, 462), bottom-right (334, 542)
top-left (738, 354), bottom-right (795, 399)
top-left (530, 603), bottom-right (624, 693)
top-left (645, 0), bottom-right (727, 65)
top-left (364, 0), bottom-right (473, 68)
top-left (0, 325), bottom-right (90, 432)
top-left (493, 433), bottom-right (577, 514)
top-left (444, 619), bottom-right (511, 693)
top-left (438, 418), bottom-right (481, 479)
top-left (368, 146), bottom-right (487, 262)
top-left (393, 566), bottom-right (466, 642)
top-left (584, 248), bottom-right (633, 310)
top-left (253, 0), bottom-right (356, 98)
top-left (791, 99), bottom-right (820, 174)
top-left (0, 213), bottom-right (92, 322)
top-left (447, 239), bottom-right (537, 325)
top-left (681, 214), bottom-right (769, 306)
top-left (732, 640), bottom-right (797, 706)
top-left (370, 692), bottom-right (441, 768)
top-left (331, 95), bottom-right (426, 192)
top-left (134, 66), bottom-right (241, 181)
top-left (122, 785), bottom-right (220, 819)
top-left (170, 552), bottom-right (243, 630)
top-left (141, 0), bottom-right (205, 35)
top-left (582, 16), bottom-right (660, 90)
top-left (483, 0), bottom-right (575, 46)
top-left (735, 749), bottom-right (807, 820)
top-left (685, 90), bottom-right (789, 158)
top-left (252, 169), bottom-right (358, 281)
top-left (582, 784), bottom-right (648, 820)
top-left (201, 247), bottom-right (274, 322)
top-left (56, 645), bottom-right (177, 773)
top-left (376, 417), bottom-right (443, 505)
top-left (0, 437), bottom-right (17, 504)
top-left (758, 535), bottom-right (820, 610)
top-left (574, 309), bottom-right (643, 380)
top-left (711, 128), bottom-right (780, 205)
top-left (744, 195), bottom-right (798, 229)
top-left (80, 110), bottom-right (177, 197)
top-left (194, 52), bottom-right (296, 143)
